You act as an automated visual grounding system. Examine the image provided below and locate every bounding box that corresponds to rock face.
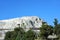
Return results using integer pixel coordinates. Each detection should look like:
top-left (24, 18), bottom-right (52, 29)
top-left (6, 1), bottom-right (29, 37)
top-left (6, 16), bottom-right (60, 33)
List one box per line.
top-left (0, 16), bottom-right (43, 40)
top-left (0, 16), bottom-right (43, 30)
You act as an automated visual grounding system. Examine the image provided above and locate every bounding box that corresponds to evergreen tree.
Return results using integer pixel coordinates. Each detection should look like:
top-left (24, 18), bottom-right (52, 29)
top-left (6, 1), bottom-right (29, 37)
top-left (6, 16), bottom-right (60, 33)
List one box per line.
top-left (54, 18), bottom-right (58, 26)
top-left (53, 18), bottom-right (58, 34)
top-left (25, 29), bottom-right (36, 40)
top-left (39, 22), bottom-right (53, 40)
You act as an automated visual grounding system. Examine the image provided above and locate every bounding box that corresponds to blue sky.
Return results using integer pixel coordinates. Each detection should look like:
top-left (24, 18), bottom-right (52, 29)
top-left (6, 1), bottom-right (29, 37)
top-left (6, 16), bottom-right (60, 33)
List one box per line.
top-left (0, 0), bottom-right (60, 25)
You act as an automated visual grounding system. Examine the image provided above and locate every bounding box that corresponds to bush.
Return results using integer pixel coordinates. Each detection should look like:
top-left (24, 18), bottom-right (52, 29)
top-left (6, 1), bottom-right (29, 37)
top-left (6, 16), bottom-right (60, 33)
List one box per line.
top-left (4, 27), bottom-right (36, 40)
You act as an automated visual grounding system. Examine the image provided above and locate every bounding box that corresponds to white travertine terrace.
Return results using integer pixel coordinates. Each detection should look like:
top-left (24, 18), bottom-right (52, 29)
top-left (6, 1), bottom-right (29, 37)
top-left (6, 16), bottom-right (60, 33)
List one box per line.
top-left (0, 16), bottom-right (43, 40)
